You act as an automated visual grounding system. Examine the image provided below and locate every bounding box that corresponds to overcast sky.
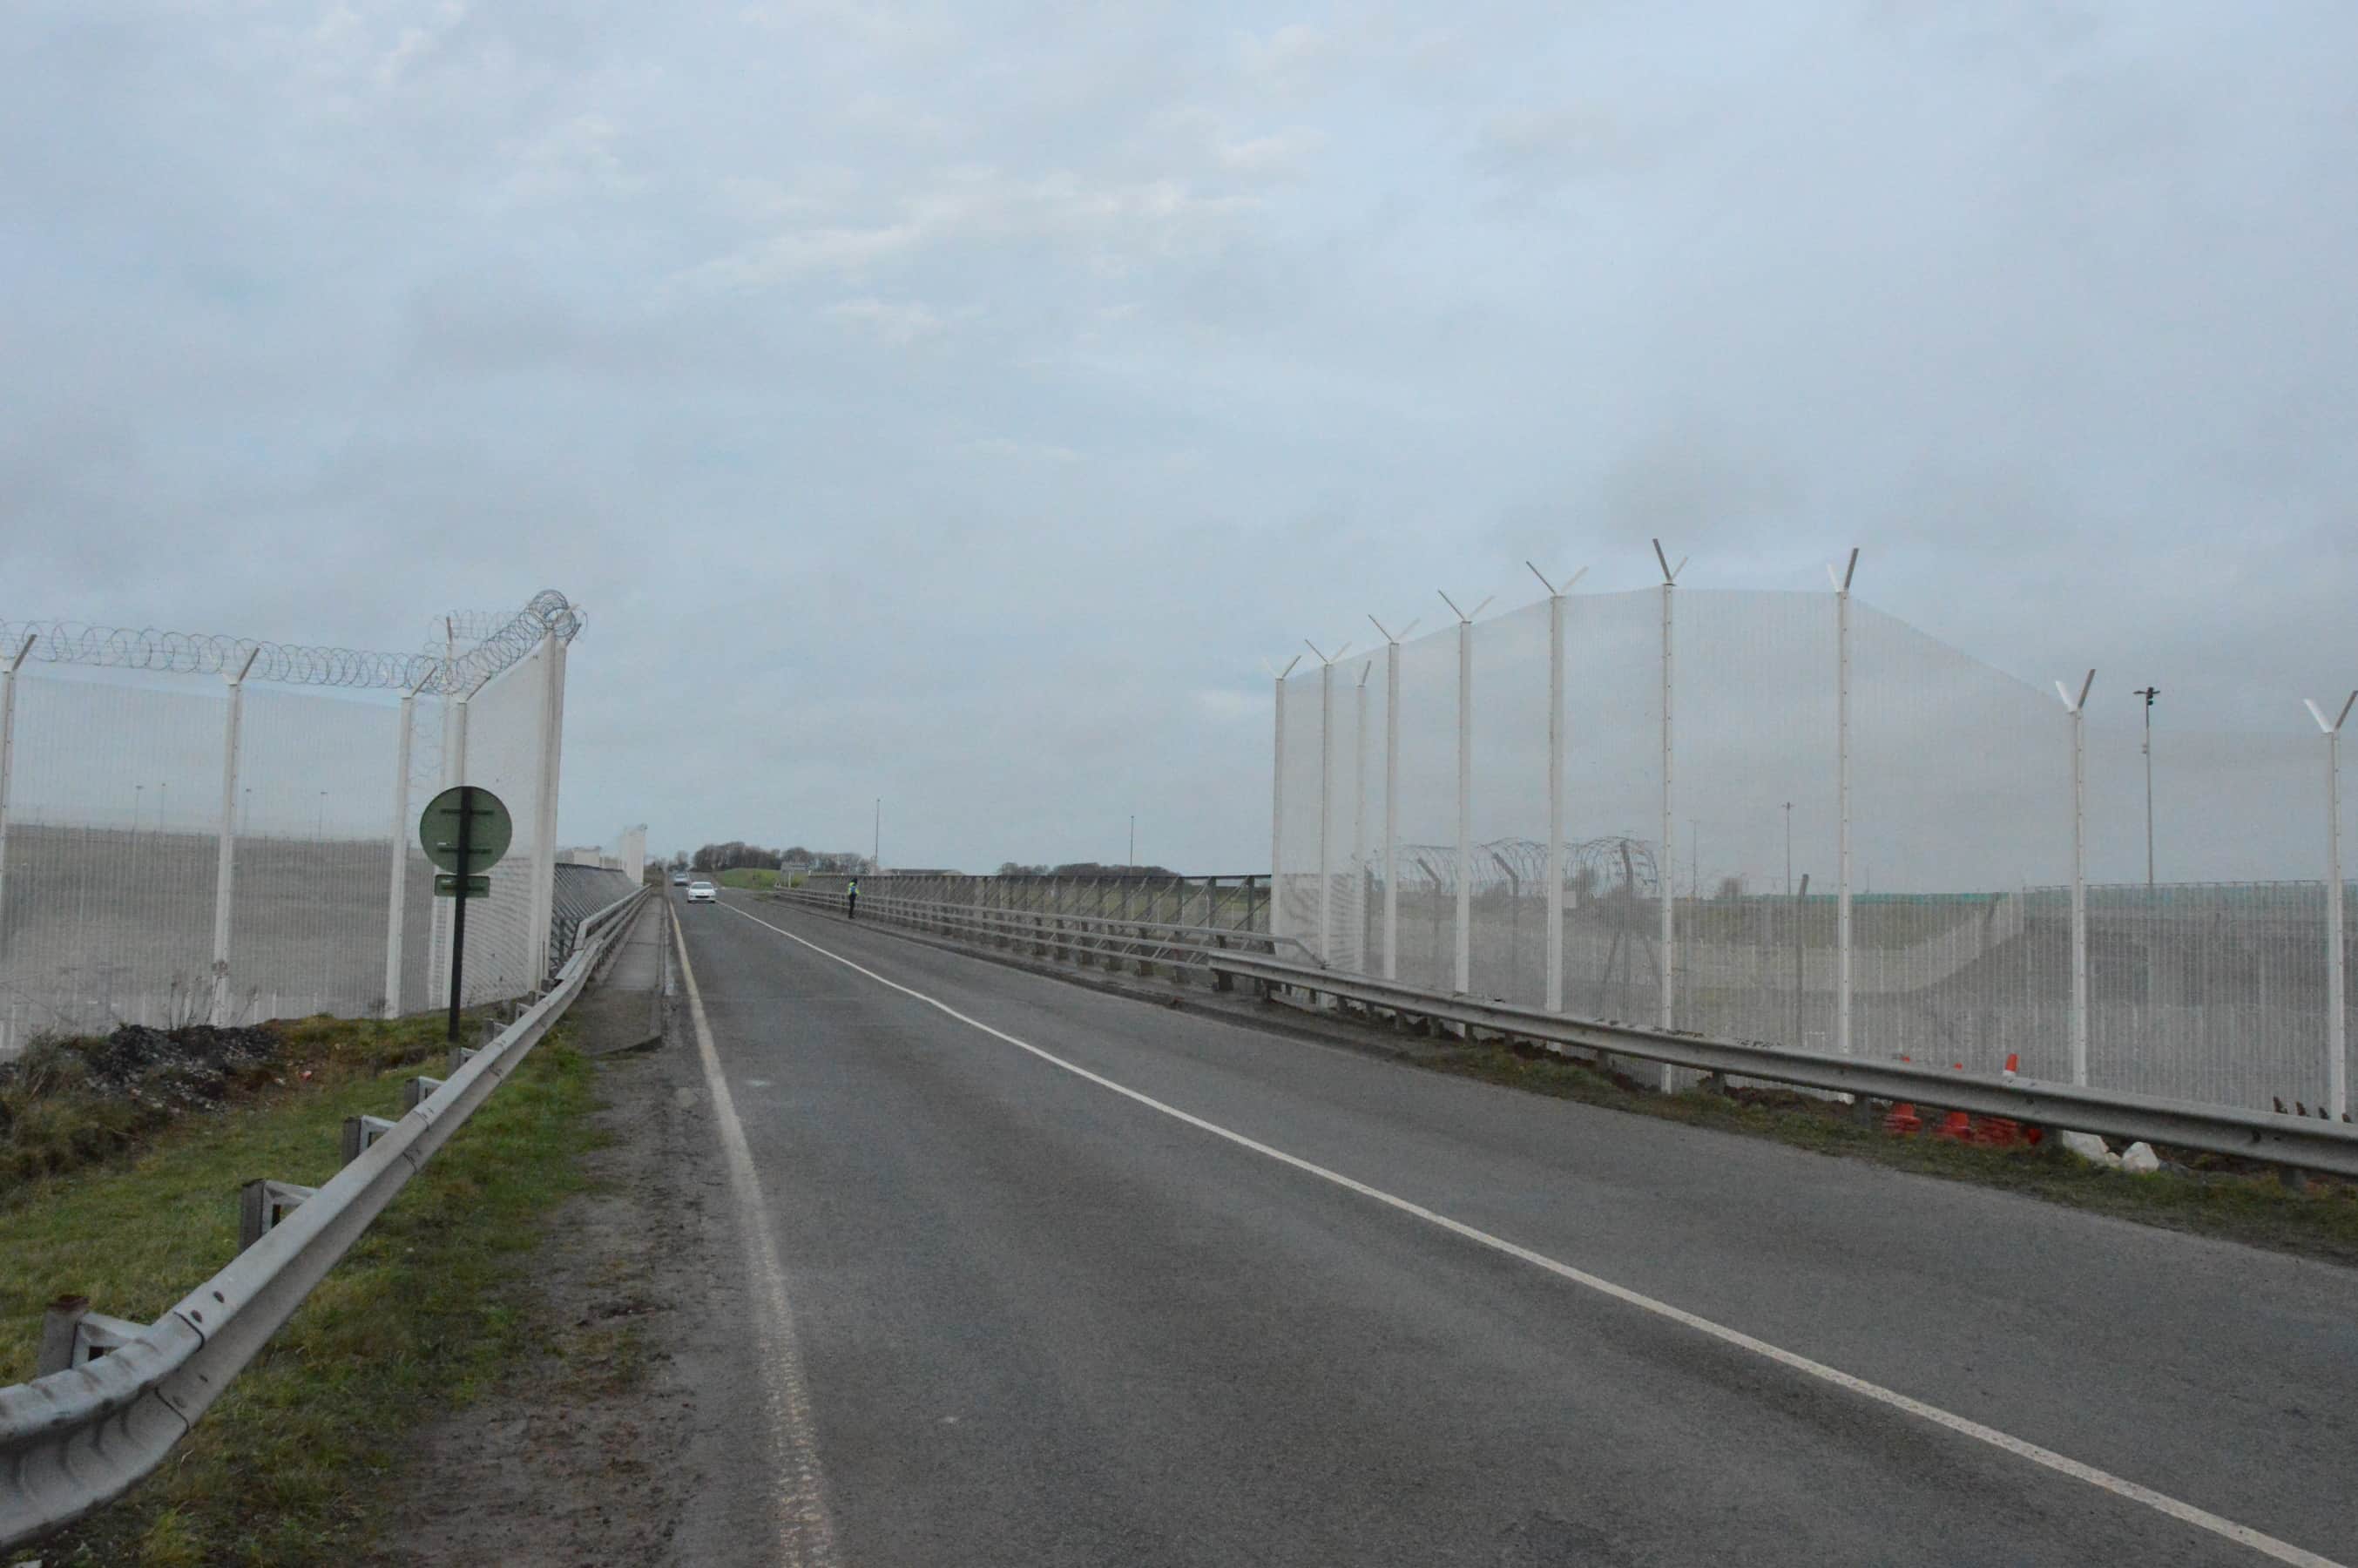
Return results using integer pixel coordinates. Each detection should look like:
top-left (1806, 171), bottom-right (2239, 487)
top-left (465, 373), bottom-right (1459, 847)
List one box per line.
top-left (4, 1), bottom-right (2355, 873)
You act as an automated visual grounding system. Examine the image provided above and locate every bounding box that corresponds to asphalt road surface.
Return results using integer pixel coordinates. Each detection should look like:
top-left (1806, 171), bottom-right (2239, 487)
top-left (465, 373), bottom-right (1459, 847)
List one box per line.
top-left (667, 887), bottom-right (2358, 1567)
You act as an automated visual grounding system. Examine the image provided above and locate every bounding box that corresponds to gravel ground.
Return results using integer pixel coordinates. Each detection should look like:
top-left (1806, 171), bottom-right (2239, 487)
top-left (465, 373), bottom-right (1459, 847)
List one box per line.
top-left (371, 988), bottom-right (757, 1567)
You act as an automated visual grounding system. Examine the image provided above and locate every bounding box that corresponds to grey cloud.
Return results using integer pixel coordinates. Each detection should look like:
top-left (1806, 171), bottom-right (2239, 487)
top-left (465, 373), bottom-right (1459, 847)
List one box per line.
top-left (3, 0), bottom-right (2356, 870)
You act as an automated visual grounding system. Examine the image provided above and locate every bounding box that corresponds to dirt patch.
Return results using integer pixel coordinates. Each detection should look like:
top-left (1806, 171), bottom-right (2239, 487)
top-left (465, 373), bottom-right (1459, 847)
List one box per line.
top-left (369, 997), bottom-right (745, 1567)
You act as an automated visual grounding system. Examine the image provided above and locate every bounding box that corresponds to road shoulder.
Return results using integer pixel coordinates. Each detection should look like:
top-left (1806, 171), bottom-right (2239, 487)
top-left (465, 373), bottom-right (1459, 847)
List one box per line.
top-left (372, 956), bottom-right (760, 1567)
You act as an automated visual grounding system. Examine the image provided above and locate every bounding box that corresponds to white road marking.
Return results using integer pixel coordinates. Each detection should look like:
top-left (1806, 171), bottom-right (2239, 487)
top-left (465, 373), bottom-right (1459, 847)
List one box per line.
top-left (720, 899), bottom-right (2344, 1568)
top-left (672, 903), bottom-right (839, 1567)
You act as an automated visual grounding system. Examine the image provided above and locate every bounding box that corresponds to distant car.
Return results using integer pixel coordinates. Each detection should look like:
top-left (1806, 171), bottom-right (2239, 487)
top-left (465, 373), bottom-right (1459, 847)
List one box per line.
top-left (672, 872), bottom-right (689, 886)
top-left (686, 880), bottom-right (718, 903)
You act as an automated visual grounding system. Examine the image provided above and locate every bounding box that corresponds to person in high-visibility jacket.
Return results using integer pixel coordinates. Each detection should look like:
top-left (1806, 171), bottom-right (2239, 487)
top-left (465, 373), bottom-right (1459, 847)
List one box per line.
top-left (846, 878), bottom-right (860, 920)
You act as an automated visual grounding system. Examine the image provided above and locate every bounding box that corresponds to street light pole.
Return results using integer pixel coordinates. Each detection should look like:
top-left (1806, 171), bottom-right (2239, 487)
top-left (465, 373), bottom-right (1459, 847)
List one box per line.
top-left (1783, 801), bottom-right (1793, 897)
top-left (2134, 686), bottom-right (2159, 891)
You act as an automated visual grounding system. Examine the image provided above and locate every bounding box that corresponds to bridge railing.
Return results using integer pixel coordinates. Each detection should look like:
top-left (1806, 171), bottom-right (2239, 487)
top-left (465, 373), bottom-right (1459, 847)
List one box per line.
top-left (760, 885), bottom-right (1317, 983)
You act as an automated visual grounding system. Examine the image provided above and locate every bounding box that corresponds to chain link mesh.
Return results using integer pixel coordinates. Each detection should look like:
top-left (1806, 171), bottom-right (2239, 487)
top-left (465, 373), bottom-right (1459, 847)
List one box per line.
top-left (1273, 587), bottom-right (2355, 1115)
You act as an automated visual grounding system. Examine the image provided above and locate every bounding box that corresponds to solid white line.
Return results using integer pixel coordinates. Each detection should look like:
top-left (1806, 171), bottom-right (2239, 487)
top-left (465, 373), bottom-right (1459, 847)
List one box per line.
top-left (720, 898), bottom-right (2344, 1568)
top-left (672, 903), bottom-right (838, 1567)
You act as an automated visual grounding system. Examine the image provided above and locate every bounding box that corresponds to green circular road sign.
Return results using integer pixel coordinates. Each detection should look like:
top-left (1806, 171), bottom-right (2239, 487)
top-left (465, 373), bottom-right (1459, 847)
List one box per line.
top-left (419, 786), bottom-right (514, 875)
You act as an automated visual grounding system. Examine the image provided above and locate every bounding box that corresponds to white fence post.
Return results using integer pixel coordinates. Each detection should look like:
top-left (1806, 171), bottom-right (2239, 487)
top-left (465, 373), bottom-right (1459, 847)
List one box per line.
top-left (438, 678), bottom-right (476, 1006)
top-left (1654, 542), bottom-right (1681, 1091)
top-left (210, 646), bottom-right (261, 1025)
top-left (530, 632), bottom-right (569, 988)
top-left (2057, 669), bottom-right (2096, 1087)
top-left (382, 675), bottom-right (428, 1016)
top-left (2308, 693), bottom-right (2355, 1121)
top-left (1832, 549), bottom-right (1859, 1058)
top-left (0, 637), bottom-right (36, 977)
top-left (1267, 656), bottom-right (1300, 946)
top-left (1310, 642), bottom-right (1339, 964)
top-left (1440, 591), bottom-right (1490, 995)
top-left (1354, 660), bottom-right (1369, 973)
top-left (1527, 564), bottom-right (1586, 1013)
top-left (1368, 617), bottom-right (1415, 982)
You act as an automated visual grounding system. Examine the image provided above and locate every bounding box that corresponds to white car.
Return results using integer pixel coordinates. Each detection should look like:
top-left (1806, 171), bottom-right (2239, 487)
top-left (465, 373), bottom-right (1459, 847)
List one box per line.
top-left (686, 880), bottom-right (718, 903)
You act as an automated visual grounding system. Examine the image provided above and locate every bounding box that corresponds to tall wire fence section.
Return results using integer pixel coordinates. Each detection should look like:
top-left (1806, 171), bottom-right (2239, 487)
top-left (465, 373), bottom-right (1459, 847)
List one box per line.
top-left (1272, 556), bottom-right (2357, 1122)
top-left (0, 594), bottom-right (590, 1056)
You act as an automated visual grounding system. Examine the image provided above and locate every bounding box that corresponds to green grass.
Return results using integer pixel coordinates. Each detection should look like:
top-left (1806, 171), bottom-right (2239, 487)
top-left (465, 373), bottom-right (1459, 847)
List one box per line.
top-left (1, 1014), bottom-right (472, 1192)
top-left (1429, 1039), bottom-right (2358, 1263)
top-left (716, 867), bottom-right (786, 889)
top-left (0, 1021), bottom-right (601, 1565)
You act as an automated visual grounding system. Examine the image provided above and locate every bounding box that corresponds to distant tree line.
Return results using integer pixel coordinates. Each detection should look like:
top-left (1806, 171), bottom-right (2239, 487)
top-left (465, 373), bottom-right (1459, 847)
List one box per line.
top-left (994, 861), bottom-right (1179, 878)
top-left (672, 843), bottom-right (875, 875)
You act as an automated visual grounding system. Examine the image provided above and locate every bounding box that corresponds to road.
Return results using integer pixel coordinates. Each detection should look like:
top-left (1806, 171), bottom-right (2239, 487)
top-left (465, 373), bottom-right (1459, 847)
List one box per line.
top-left (667, 887), bottom-right (2358, 1567)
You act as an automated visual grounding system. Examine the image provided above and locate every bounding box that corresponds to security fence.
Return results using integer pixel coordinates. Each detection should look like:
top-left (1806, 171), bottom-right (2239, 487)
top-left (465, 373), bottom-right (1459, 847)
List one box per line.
top-left (1274, 562), bottom-right (2356, 1120)
top-left (0, 595), bottom-right (593, 1055)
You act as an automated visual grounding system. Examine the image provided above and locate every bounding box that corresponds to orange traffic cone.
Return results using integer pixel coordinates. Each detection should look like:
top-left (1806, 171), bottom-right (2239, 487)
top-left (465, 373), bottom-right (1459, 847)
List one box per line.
top-left (1932, 1063), bottom-right (1973, 1140)
top-left (1884, 1101), bottom-right (1922, 1135)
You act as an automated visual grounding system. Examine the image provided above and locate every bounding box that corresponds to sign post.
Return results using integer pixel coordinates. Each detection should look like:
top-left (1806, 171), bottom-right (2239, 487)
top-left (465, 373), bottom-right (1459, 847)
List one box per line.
top-left (419, 785), bottom-right (513, 1043)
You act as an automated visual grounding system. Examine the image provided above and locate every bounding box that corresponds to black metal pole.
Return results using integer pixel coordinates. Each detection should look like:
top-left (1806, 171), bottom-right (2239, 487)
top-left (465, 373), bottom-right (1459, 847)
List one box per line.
top-left (446, 784), bottom-right (474, 1043)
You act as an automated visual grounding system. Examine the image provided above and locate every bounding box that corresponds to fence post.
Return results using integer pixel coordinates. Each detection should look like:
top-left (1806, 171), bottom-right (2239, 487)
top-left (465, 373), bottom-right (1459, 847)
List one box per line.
top-left (1654, 542), bottom-right (1680, 1089)
top-left (2308, 693), bottom-right (2356, 1121)
top-left (0, 635), bottom-right (36, 974)
top-left (1527, 564), bottom-right (1584, 1013)
top-left (1833, 549), bottom-right (1859, 1059)
top-left (210, 646), bottom-right (260, 1025)
top-left (2057, 669), bottom-right (2097, 1086)
top-left (1315, 644), bottom-right (1335, 965)
top-left (383, 673), bottom-right (429, 1017)
top-left (1353, 660), bottom-right (1369, 973)
top-left (1269, 656), bottom-right (1299, 950)
top-left (1439, 591), bottom-right (1490, 995)
top-left (436, 681), bottom-right (476, 1008)
top-left (1368, 617), bottom-right (1414, 980)
top-left (529, 632), bottom-right (569, 984)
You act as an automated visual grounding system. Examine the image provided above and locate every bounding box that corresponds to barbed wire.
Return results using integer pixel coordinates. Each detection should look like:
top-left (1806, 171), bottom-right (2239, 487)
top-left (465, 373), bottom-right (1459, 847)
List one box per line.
top-left (1395, 836), bottom-right (1663, 896)
top-left (0, 590), bottom-right (583, 693)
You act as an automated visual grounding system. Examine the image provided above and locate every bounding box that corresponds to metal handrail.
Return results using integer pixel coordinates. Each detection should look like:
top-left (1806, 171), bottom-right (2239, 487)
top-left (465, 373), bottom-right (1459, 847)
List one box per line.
top-left (1207, 952), bottom-right (2358, 1179)
top-left (0, 884), bottom-right (652, 1549)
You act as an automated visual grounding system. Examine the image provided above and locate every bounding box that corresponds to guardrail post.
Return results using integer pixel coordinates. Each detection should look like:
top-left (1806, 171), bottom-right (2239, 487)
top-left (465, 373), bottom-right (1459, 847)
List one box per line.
top-left (239, 1178), bottom-right (319, 1251)
top-left (449, 1044), bottom-right (480, 1074)
top-left (36, 1297), bottom-right (144, 1376)
top-left (402, 1075), bottom-right (445, 1112)
top-left (341, 1113), bottom-right (397, 1166)
top-left (37, 1295), bottom-right (90, 1378)
top-left (1213, 932), bottom-right (1234, 991)
top-left (1134, 924), bottom-right (1153, 977)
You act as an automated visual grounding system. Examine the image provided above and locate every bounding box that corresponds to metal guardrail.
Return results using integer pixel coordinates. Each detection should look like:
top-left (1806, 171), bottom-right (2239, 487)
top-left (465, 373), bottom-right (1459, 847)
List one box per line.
top-left (1209, 952), bottom-right (2358, 1180)
top-left (757, 883), bottom-right (2358, 1179)
top-left (760, 885), bottom-right (1325, 977)
top-left (0, 883), bottom-right (652, 1550)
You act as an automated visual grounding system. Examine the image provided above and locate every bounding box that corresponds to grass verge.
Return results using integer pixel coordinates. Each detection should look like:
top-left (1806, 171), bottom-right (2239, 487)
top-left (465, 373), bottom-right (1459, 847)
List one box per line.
top-left (1429, 1038), bottom-right (2358, 1264)
top-left (716, 867), bottom-right (787, 889)
top-left (1, 1021), bottom-right (601, 1567)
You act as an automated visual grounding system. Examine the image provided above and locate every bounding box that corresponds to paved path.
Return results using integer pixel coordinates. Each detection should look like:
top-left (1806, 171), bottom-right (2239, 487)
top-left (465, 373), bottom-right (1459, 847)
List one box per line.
top-left (670, 887), bottom-right (2358, 1567)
